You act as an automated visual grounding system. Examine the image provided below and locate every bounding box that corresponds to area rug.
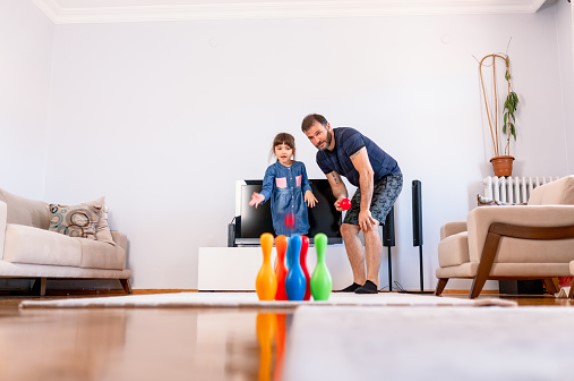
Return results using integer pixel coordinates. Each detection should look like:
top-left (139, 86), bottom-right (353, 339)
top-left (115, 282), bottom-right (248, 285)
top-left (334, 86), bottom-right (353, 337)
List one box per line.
top-left (282, 306), bottom-right (574, 381)
top-left (18, 291), bottom-right (516, 309)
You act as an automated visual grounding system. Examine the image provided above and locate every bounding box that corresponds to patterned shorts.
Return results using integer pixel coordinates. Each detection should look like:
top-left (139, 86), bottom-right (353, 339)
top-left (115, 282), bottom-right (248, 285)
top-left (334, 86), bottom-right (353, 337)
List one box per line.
top-left (343, 175), bottom-right (403, 226)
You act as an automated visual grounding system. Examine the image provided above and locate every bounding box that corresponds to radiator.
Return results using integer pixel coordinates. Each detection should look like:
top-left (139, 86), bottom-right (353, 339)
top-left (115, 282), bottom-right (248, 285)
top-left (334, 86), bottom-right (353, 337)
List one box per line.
top-left (481, 176), bottom-right (559, 205)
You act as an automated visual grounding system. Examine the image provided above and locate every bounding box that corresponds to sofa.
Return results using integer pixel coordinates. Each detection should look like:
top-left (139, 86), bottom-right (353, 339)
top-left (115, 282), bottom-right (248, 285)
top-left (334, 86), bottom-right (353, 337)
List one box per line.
top-left (0, 187), bottom-right (131, 296)
top-left (435, 175), bottom-right (574, 298)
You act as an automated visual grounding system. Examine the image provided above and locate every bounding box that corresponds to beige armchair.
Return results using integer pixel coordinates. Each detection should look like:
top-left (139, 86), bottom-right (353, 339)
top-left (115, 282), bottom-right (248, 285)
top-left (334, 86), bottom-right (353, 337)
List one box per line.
top-left (435, 175), bottom-right (574, 298)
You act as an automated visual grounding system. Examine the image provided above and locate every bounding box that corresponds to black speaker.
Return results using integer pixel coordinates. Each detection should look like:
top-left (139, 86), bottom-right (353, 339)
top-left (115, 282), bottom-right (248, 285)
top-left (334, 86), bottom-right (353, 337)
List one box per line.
top-left (412, 180), bottom-right (423, 247)
top-left (227, 216), bottom-right (239, 247)
top-left (382, 206), bottom-right (395, 247)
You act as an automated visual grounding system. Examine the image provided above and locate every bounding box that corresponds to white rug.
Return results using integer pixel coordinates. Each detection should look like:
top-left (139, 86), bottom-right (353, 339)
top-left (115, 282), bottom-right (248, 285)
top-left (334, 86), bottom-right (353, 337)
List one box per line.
top-left (18, 292), bottom-right (516, 309)
top-left (283, 306), bottom-right (574, 381)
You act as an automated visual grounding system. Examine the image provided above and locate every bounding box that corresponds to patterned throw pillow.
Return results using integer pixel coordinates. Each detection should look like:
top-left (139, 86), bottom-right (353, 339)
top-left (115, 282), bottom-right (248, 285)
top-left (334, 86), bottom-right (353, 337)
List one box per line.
top-left (49, 203), bottom-right (102, 240)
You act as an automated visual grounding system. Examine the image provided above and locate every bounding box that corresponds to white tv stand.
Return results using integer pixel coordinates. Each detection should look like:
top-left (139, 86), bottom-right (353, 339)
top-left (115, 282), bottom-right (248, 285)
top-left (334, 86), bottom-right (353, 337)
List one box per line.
top-left (198, 245), bottom-right (353, 291)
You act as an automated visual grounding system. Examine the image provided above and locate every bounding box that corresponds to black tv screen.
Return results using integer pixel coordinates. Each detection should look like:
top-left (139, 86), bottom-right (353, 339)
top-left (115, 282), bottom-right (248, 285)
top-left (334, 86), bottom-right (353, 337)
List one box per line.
top-left (234, 179), bottom-right (342, 245)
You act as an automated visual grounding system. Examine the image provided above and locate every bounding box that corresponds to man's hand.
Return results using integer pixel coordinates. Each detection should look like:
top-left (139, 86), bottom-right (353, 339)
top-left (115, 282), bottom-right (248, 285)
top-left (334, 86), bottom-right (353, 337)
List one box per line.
top-left (334, 196), bottom-right (346, 212)
top-left (358, 210), bottom-right (378, 231)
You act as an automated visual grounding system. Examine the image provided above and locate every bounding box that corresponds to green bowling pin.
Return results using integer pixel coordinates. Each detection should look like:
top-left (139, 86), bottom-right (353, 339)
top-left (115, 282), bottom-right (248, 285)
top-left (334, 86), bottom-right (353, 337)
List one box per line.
top-left (310, 233), bottom-right (332, 301)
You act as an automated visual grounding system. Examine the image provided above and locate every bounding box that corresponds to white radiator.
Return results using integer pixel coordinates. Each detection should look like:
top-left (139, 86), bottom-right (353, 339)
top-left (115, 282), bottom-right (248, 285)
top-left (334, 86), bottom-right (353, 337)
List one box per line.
top-left (481, 176), bottom-right (559, 205)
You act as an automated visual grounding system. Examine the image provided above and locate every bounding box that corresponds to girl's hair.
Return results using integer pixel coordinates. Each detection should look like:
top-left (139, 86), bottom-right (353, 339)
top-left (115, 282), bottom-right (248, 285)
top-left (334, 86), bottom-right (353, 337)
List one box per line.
top-left (272, 133), bottom-right (296, 158)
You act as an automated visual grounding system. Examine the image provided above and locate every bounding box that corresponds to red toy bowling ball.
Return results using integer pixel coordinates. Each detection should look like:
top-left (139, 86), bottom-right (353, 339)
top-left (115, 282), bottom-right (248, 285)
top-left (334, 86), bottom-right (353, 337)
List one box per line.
top-left (340, 198), bottom-right (352, 211)
top-left (284, 212), bottom-right (295, 229)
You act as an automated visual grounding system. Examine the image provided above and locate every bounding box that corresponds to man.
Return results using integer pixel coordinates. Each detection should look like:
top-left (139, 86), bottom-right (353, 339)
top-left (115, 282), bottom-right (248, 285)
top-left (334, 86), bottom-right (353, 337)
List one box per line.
top-left (301, 114), bottom-right (402, 294)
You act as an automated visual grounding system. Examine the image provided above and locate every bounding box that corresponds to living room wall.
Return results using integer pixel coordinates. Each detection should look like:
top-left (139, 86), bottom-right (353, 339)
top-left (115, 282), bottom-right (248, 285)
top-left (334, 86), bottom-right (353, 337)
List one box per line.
top-left (0, 0), bottom-right (54, 198)
top-left (3, 2), bottom-right (572, 291)
top-left (40, 4), bottom-right (570, 291)
top-left (556, 0), bottom-right (574, 172)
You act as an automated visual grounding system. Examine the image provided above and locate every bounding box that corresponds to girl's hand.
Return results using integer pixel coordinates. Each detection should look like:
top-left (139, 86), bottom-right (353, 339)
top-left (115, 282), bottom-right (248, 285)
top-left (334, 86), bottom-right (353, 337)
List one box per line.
top-left (249, 192), bottom-right (265, 208)
top-left (305, 191), bottom-right (318, 208)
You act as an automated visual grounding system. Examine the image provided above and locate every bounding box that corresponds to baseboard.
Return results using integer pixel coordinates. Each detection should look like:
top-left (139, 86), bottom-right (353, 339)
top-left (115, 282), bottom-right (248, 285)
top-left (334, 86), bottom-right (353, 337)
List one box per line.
top-left (1, 288), bottom-right (499, 297)
top-left (442, 289), bottom-right (499, 295)
top-left (133, 289), bottom-right (198, 294)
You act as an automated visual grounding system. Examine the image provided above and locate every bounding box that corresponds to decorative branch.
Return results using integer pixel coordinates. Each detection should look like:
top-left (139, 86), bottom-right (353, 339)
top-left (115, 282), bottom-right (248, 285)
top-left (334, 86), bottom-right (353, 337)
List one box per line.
top-left (479, 53), bottom-right (518, 158)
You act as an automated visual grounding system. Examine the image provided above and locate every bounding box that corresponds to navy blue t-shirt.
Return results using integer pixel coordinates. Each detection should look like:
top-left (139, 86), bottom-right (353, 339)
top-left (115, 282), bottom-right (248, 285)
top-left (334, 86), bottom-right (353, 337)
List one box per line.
top-left (316, 127), bottom-right (401, 187)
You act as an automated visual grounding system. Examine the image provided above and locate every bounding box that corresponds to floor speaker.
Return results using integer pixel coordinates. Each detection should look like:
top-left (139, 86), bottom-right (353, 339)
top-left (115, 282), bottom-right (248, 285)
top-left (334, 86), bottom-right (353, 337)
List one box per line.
top-left (412, 180), bottom-right (430, 293)
top-left (383, 206), bottom-right (395, 247)
top-left (412, 180), bottom-right (423, 247)
top-left (382, 207), bottom-right (395, 291)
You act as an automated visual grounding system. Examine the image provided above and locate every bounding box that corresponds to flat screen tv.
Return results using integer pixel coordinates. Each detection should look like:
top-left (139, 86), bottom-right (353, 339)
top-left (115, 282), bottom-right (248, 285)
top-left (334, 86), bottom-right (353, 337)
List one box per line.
top-left (231, 179), bottom-right (343, 246)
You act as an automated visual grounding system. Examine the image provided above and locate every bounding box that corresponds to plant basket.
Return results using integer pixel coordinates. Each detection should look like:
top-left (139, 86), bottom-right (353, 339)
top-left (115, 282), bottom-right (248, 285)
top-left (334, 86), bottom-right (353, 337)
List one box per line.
top-left (490, 155), bottom-right (515, 177)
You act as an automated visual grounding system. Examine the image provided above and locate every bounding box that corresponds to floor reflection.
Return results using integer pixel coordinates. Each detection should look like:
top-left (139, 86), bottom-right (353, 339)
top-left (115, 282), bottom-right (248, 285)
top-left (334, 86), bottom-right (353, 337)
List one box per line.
top-left (256, 313), bottom-right (276, 381)
top-left (0, 309), bottom-right (128, 381)
top-left (223, 311), bottom-right (292, 381)
top-left (2, 306), bottom-right (293, 381)
top-left (2, 295), bottom-right (571, 381)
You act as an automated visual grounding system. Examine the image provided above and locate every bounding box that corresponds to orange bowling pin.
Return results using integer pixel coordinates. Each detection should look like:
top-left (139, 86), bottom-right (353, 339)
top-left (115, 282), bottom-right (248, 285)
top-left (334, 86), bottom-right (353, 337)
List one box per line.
top-left (256, 313), bottom-right (277, 381)
top-left (256, 233), bottom-right (277, 301)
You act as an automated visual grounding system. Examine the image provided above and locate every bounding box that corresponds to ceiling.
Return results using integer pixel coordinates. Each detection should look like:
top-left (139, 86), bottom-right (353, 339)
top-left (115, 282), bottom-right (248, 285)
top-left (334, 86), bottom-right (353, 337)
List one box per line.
top-left (33, 0), bottom-right (556, 24)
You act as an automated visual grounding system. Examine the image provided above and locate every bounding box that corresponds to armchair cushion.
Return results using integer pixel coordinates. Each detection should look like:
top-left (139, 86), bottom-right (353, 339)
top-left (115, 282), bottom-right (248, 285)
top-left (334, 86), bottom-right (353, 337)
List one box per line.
top-left (0, 188), bottom-right (50, 229)
top-left (440, 221), bottom-right (467, 240)
top-left (466, 205), bottom-right (574, 262)
top-left (528, 175), bottom-right (574, 205)
top-left (4, 224), bottom-right (82, 266)
top-left (438, 232), bottom-right (469, 267)
top-left (5, 223), bottom-right (126, 270)
top-left (79, 238), bottom-right (126, 270)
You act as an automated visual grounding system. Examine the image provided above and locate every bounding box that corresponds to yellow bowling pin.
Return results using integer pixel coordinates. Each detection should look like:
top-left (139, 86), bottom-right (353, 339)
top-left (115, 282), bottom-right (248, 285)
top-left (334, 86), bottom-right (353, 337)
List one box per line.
top-left (256, 233), bottom-right (277, 301)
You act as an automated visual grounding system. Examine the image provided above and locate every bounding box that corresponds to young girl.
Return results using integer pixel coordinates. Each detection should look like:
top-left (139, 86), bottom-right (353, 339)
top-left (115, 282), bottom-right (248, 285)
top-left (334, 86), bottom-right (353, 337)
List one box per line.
top-left (249, 132), bottom-right (318, 236)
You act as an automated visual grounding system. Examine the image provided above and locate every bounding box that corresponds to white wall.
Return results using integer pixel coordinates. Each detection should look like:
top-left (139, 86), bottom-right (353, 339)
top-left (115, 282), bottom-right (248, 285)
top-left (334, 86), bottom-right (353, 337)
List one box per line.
top-left (38, 5), bottom-right (571, 290)
top-left (556, 0), bottom-right (574, 172)
top-left (0, 0), bottom-right (54, 199)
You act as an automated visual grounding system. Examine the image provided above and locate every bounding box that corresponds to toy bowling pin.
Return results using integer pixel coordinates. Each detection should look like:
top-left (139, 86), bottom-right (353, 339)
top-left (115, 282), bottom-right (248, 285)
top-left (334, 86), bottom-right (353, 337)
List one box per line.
top-left (256, 233), bottom-right (277, 301)
top-left (311, 233), bottom-right (332, 301)
top-left (300, 235), bottom-right (311, 301)
top-left (256, 313), bottom-right (277, 381)
top-left (285, 234), bottom-right (306, 301)
top-left (273, 313), bottom-right (287, 381)
top-left (274, 235), bottom-right (288, 301)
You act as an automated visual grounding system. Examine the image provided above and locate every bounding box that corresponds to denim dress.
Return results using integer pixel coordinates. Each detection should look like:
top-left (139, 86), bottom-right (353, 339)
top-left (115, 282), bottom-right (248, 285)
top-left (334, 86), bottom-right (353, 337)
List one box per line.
top-left (259, 161), bottom-right (312, 236)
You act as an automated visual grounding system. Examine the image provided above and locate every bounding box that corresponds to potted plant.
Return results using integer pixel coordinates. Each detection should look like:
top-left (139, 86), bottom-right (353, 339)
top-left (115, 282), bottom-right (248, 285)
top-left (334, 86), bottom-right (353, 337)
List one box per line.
top-left (479, 53), bottom-right (519, 177)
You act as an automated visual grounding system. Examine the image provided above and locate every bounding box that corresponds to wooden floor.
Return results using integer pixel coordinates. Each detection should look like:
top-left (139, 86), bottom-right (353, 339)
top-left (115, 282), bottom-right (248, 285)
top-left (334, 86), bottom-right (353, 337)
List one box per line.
top-left (0, 292), bottom-right (572, 381)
